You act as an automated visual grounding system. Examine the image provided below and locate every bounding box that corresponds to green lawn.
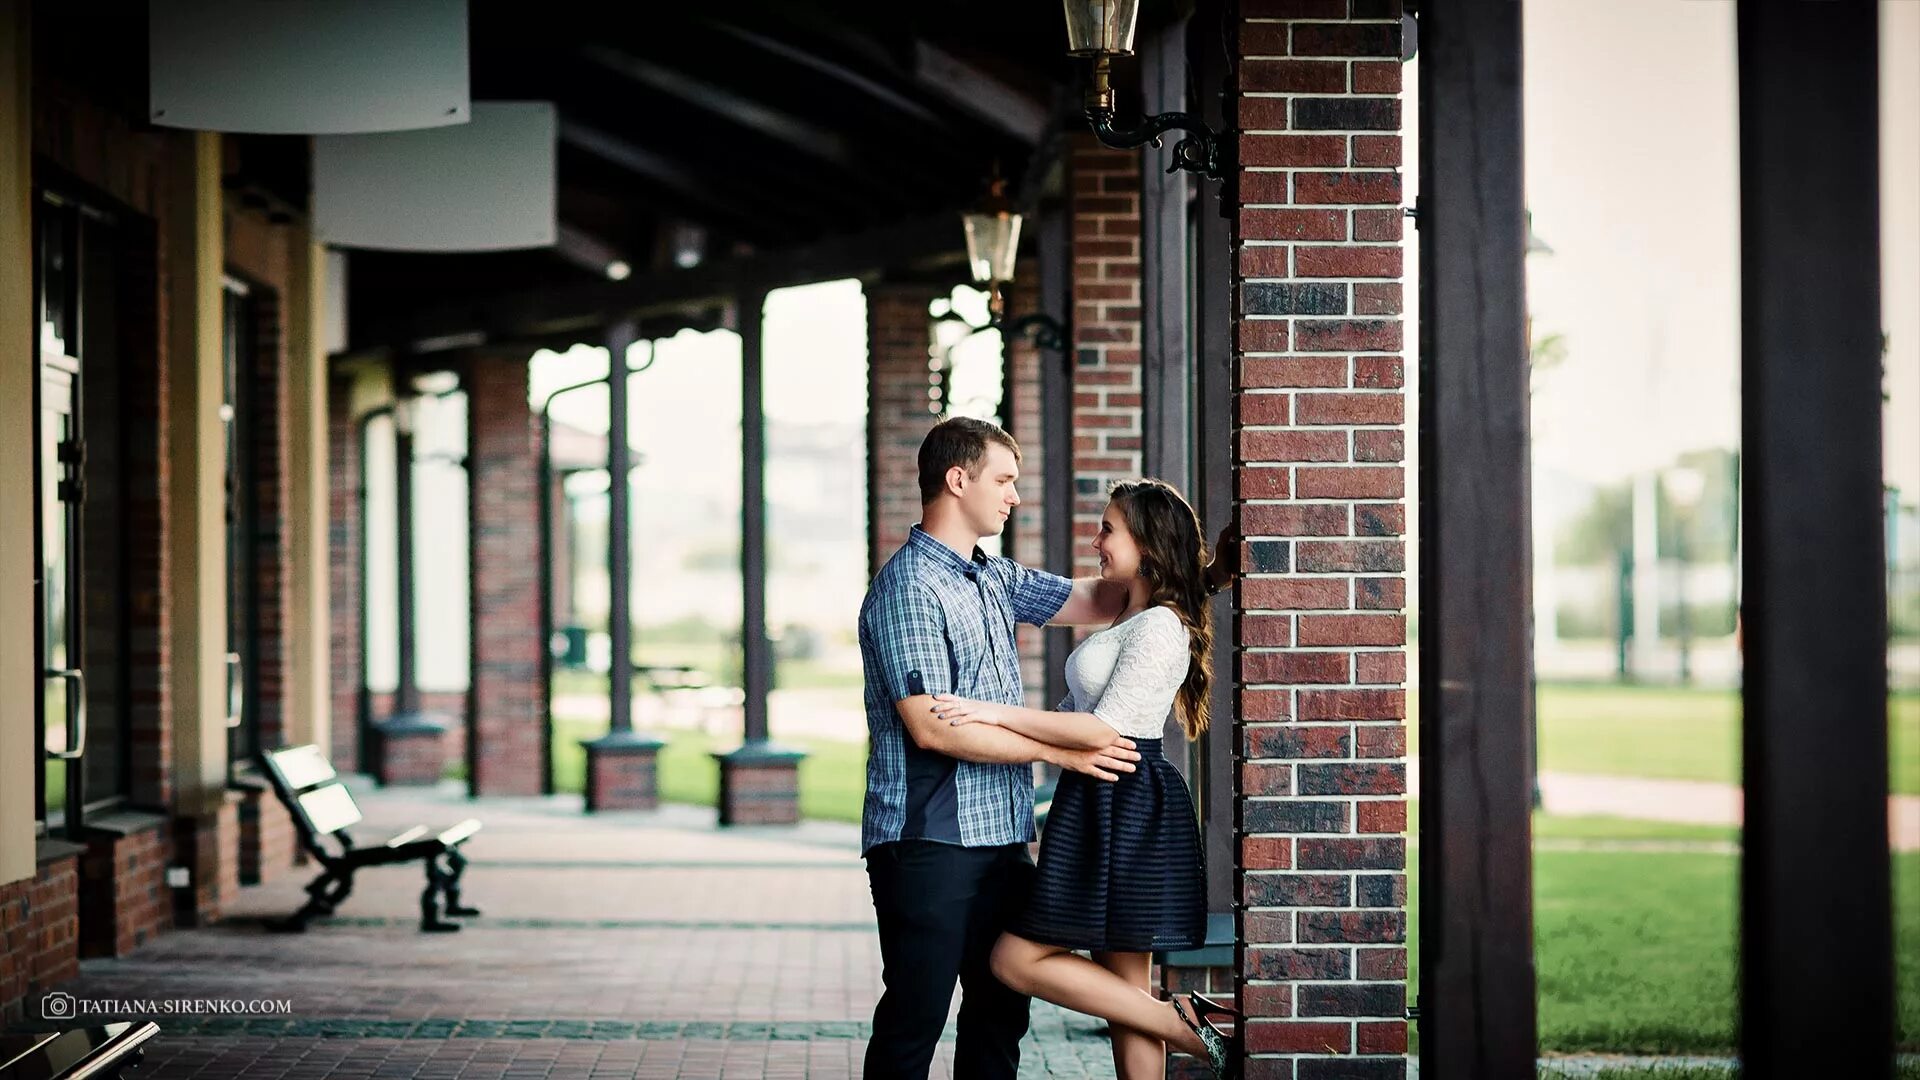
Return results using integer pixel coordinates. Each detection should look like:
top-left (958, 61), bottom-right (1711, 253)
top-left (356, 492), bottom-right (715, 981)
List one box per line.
top-left (1409, 684), bottom-right (1920, 795)
top-left (551, 715), bottom-right (868, 823)
top-left (1410, 850), bottom-right (1920, 1054)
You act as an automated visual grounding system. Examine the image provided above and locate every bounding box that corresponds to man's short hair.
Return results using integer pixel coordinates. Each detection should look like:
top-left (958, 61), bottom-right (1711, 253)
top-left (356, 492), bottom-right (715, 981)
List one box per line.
top-left (918, 417), bottom-right (1022, 505)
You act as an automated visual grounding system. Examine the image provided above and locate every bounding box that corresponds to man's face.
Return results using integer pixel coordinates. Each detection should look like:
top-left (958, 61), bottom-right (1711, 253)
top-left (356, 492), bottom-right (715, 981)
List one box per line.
top-left (952, 443), bottom-right (1021, 539)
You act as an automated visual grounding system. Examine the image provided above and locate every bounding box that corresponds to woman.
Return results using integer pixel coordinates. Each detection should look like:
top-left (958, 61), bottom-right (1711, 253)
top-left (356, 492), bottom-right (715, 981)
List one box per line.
top-left (931, 478), bottom-right (1240, 1079)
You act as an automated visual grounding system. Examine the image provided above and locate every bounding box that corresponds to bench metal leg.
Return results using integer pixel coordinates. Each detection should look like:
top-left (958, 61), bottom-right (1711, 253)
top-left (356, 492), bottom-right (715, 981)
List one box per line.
top-left (442, 847), bottom-right (480, 918)
top-left (420, 854), bottom-right (461, 932)
top-left (275, 866), bottom-right (349, 932)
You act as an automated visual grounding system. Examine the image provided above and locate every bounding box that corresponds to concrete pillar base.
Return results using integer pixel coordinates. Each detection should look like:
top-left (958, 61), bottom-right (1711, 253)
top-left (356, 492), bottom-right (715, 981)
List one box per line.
top-left (583, 730), bottom-right (667, 812)
top-left (714, 742), bottom-right (806, 826)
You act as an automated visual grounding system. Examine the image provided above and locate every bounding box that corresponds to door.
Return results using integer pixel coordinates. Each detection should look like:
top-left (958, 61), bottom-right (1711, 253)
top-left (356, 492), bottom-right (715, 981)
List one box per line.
top-left (36, 207), bottom-right (86, 838)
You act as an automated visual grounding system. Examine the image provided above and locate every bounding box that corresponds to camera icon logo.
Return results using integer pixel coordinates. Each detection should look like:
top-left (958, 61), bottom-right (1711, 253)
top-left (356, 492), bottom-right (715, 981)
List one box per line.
top-left (42, 991), bottom-right (75, 1020)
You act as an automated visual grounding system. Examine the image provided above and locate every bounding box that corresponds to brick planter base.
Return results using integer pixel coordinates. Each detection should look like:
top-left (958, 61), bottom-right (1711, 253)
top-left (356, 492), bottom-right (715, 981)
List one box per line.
top-left (583, 731), bottom-right (667, 811)
top-left (373, 711), bottom-right (450, 786)
top-left (714, 743), bottom-right (806, 826)
top-left (0, 842), bottom-right (84, 1025)
top-left (76, 810), bottom-right (171, 958)
top-left (234, 781), bottom-right (296, 886)
top-left (171, 791), bottom-right (242, 929)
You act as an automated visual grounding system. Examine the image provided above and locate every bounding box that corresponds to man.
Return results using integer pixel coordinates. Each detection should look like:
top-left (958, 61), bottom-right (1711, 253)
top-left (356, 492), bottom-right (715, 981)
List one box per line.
top-left (858, 416), bottom-right (1138, 1078)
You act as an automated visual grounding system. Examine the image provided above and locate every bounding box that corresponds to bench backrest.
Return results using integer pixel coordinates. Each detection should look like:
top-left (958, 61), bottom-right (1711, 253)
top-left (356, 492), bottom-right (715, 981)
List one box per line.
top-left (260, 744), bottom-right (364, 856)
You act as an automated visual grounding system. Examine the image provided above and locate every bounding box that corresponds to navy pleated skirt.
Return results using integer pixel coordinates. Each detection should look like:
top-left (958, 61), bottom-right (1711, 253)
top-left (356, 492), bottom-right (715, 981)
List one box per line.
top-left (1012, 738), bottom-right (1206, 953)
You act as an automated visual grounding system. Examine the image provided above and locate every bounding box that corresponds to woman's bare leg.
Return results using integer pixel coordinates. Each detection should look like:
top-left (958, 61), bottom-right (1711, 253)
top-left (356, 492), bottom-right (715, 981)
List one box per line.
top-left (1093, 950), bottom-right (1165, 1080)
top-left (990, 933), bottom-right (1204, 1057)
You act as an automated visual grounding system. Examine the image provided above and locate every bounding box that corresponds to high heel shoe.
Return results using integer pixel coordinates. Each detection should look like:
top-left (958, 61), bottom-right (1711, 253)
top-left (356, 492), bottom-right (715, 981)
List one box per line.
top-left (1189, 992), bottom-right (1240, 1021)
top-left (1171, 994), bottom-right (1240, 1079)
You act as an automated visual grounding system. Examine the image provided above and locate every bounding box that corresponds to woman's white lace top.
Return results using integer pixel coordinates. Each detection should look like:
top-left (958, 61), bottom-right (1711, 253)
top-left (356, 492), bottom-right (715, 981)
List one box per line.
top-left (1061, 605), bottom-right (1192, 739)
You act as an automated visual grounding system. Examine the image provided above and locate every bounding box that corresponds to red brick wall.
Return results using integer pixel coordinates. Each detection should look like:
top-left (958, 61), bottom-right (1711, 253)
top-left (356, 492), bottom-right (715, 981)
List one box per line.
top-left (1231, 1), bottom-right (1411, 1073)
top-left (77, 824), bottom-right (171, 957)
top-left (466, 353), bottom-right (544, 796)
top-left (866, 283), bottom-right (941, 576)
top-left (1068, 137), bottom-right (1145, 586)
top-left (328, 374), bottom-right (363, 770)
top-left (0, 853), bottom-right (81, 1025)
top-left (1003, 260), bottom-right (1052, 705)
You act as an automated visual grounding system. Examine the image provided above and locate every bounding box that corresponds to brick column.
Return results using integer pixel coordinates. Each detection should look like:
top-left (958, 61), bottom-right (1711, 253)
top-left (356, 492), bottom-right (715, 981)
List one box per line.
top-left (1231, 3), bottom-right (1411, 1075)
top-left (1068, 137), bottom-right (1145, 584)
top-left (246, 290), bottom-right (293, 754)
top-left (466, 354), bottom-right (545, 796)
top-left (327, 373), bottom-right (362, 771)
top-left (866, 283), bottom-right (942, 575)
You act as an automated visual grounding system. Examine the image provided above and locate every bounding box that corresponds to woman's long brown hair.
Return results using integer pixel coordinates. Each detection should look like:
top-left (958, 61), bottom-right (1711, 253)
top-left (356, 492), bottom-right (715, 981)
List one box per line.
top-left (1108, 479), bottom-right (1215, 739)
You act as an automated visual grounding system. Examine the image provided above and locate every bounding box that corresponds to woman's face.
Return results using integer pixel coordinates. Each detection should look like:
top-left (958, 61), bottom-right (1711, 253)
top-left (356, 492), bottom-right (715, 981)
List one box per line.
top-left (1092, 501), bottom-right (1143, 583)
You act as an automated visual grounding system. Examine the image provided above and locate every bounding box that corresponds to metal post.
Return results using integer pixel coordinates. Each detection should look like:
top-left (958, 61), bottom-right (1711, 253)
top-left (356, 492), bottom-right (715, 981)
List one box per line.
top-left (740, 290), bottom-right (771, 745)
top-left (1038, 208), bottom-right (1073, 715)
top-left (1736, 2), bottom-right (1891, 1073)
top-left (393, 412), bottom-right (419, 718)
top-left (606, 318), bottom-right (638, 735)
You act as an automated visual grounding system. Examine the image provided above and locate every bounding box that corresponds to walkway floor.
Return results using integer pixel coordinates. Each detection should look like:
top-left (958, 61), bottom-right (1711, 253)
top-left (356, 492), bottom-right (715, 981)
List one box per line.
top-left (13, 782), bottom-right (1118, 1079)
top-left (1408, 759), bottom-right (1920, 851)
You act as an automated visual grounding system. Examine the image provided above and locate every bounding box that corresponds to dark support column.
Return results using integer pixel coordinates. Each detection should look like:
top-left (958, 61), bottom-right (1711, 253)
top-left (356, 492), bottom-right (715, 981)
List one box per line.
top-left (1736, 5), bottom-right (1891, 1075)
top-left (1417, 1), bottom-right (1537, 1076)
top-left (584, 319), bottom-right (663, 812)
top-left (608, 318), bottom-right (637, 735)
top-left (740, 290), bottom-right (771, 745)
top-left (1189, 0), bottom-right (1237, 944)
top-left (1140, 15), bottom-right (1193, 498)
top-left (1038, 207), bottom-right (1074, 714)
top-left (373, 362), bottom-right (449, 786)
top-left (717, 288), bottom-right (803, 825)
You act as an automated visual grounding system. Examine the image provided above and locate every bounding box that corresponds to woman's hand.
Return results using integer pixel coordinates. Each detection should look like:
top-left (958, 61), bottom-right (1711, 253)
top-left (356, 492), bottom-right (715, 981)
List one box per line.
top-left (931, 694), bottom-right (1008, 728)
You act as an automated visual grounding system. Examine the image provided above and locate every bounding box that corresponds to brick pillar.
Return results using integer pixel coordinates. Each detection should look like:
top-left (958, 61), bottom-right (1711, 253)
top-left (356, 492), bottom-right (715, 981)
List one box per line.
top-left (1004, 260), bottom-right (1052, 705)
top-left (122, 221), bottom-right (173, 809)
top-left (248, 290), bottom-right (293, 754)
top-left (327, 373), bottom-right (361, 770)
top-left (866, 283), bottom-right (942, 576)
top-left (1068, 137), bottom-right (1145, 587)
top-left (1231, 2), bottom-right (1411, 1074)
top-left (466, 354), bottom-right (545, 796)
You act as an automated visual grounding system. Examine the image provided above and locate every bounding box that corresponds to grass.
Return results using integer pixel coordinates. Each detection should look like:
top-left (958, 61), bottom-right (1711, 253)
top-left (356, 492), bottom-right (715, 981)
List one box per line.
top-left (1408, 684), bottom-right (1920, 795)
top-left (1409, 851), bottom-right (1920, 1054)
top-left (551, 715), bottom-right (868, 823)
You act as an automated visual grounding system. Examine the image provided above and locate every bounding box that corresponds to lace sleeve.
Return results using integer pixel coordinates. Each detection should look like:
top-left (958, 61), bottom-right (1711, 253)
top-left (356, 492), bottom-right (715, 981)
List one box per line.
top-left (1089, 607), bottom-right (1191, 739)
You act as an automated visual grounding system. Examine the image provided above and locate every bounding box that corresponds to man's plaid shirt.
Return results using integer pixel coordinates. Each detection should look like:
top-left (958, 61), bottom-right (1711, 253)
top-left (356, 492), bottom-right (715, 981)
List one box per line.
top-left (858, 525), bottom-right (1072, 855)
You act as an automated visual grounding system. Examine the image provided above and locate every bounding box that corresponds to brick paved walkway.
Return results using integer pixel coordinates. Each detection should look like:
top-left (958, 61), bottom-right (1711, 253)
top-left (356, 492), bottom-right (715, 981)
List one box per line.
top-left (11, 782), bottom-right (1118, 1078)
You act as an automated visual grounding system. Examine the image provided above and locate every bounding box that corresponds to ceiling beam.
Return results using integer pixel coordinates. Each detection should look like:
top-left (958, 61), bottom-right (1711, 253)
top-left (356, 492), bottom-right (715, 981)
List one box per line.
top-left (351, 212), bottom-right (969, 354)
top-left (704, 19), bottom-right (955, 134)
top-left (582, 44), bottom-right (857, 167)
top-left (557, 118), bottom-right (791, 235)
top-left (912, 41), bottom-right (1049, 145)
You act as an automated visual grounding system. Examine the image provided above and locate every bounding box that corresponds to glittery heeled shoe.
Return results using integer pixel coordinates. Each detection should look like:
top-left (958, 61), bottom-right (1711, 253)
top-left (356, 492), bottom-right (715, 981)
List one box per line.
top-left (1172, 994), bottom-right (1239, 1079)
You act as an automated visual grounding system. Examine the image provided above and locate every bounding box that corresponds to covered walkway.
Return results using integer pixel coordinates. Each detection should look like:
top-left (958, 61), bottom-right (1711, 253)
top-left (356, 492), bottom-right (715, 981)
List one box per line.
top-left (30, 781), bottom-right (1115, 1079)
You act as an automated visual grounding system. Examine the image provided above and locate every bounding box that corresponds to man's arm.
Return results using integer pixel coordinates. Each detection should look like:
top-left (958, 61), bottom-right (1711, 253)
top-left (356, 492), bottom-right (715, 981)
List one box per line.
top-left (1048, 576), bottom-right (1129, 627)
top-left (894, 696), bottom-right (1140, 780)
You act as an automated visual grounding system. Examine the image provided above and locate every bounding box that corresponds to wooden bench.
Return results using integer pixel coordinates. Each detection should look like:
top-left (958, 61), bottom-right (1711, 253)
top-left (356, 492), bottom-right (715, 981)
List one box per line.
top-left (0, 1020), bottom-right (159, 1080)
top-left (259, 745), bottom-right (482, 933)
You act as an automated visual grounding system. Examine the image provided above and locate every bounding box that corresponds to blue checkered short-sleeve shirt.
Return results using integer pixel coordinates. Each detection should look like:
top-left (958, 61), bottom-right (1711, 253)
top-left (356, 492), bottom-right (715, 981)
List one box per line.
top-left (858, 525), bottom-right (1073, 854)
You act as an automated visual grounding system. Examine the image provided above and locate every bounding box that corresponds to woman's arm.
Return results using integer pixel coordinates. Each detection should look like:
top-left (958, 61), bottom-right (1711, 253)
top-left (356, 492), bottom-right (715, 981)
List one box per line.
top-left (929, 695), bottom-right (1120, 750)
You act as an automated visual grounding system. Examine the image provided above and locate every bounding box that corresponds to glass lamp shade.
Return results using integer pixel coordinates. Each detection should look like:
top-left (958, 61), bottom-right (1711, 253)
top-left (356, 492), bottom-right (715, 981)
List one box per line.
top-left (1063, 0), bottom-right (1140, 57)
top-left (963, 211), bottom-right (1022, 285)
